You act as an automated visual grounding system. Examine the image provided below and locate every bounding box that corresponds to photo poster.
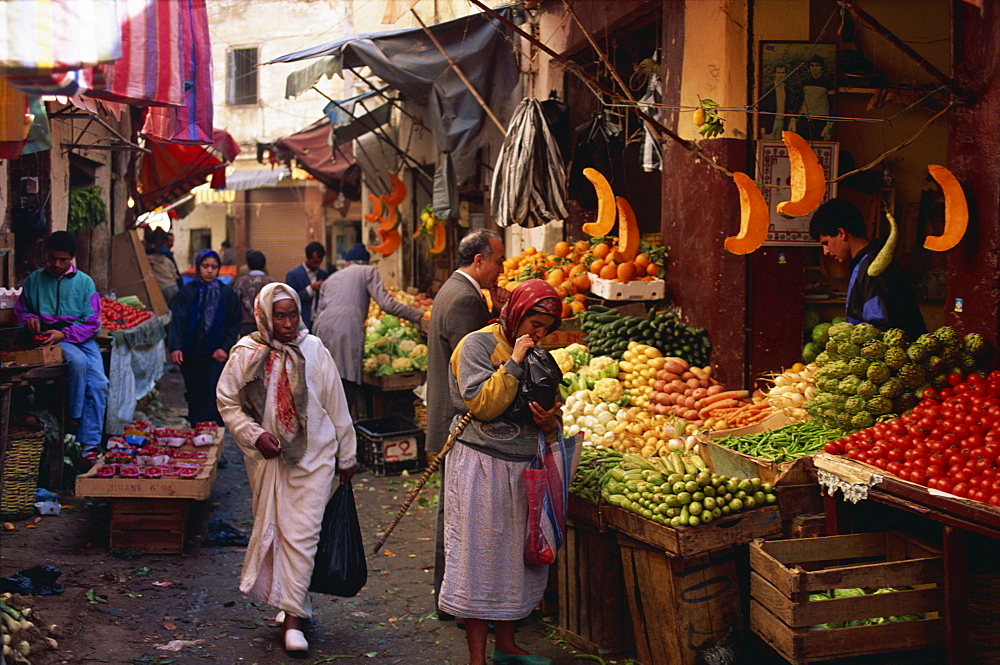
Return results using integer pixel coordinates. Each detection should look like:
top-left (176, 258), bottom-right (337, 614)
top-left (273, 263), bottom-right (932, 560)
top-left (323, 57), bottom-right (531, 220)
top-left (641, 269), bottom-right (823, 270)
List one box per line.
top-left (758, 140), bottom-right (839, 245)
top-left (757, 42), bottom-right (837, 142)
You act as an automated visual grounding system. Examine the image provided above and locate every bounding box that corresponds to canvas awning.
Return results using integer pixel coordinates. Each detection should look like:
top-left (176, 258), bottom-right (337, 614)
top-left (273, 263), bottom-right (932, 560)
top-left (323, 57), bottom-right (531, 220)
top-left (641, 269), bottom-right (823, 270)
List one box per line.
top-left (270, 8), bottom-right (519, 219)
top-left (137, 128), bottom-right (239, 210)
top-left (271, 119), bottom-right (360, 200)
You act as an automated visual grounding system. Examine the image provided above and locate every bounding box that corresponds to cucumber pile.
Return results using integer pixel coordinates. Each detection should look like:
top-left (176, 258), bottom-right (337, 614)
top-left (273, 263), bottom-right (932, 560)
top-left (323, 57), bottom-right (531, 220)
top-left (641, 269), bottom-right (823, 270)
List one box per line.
top-left (601, 452), bottom-right (776, 527)
top-left (581, 305), bottom-right (711, 366)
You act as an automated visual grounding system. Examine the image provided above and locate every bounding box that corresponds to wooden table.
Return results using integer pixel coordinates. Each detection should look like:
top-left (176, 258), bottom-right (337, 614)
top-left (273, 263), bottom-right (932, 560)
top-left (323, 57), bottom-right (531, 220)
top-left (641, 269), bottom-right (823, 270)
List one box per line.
top-left (0, 362), bottom-right (67, 495)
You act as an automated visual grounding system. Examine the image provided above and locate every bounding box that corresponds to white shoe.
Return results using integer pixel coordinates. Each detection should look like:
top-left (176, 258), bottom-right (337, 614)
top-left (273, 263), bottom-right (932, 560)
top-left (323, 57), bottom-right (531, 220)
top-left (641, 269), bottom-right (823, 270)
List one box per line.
top-left (284, 628), bottom-right (308, 652)
top-left (275, 611), bottom-right (286, 623)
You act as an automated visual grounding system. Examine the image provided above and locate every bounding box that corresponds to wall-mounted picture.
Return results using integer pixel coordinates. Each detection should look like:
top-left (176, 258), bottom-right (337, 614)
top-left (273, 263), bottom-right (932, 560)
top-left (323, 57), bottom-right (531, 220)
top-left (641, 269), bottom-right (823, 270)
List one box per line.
top-left (758, 41), bottom-right (837, 142)
top-left (758, 139), bottom-right (839, 245)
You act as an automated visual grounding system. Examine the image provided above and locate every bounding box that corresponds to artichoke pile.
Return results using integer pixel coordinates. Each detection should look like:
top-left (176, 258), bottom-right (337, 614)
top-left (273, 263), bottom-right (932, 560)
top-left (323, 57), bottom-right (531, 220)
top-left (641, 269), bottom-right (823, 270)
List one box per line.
top-left (805, 322), bottom-right (989, 431)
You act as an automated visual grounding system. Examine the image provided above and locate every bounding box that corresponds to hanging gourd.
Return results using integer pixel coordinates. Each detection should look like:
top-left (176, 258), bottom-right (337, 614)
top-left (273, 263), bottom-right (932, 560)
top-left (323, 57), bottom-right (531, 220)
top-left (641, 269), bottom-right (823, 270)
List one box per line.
top-left (724, 172), bottom-right (770, 255)
top-left (867, 206), bottom-right (898, 277)
top-left (614, 196), bottom-right (639, 262)
top-left (363, 193), bottom-right (382, 223)
top-left (377, 205), bottom-right (398, 231)
top-left (369, 228), bottom-right (401, 257)
top-left (924, 165), bottom-right (968, 252)
top-left (581, 168), bottom-right (617, 237)
top-left (429, 223), bottom-right (447, 255)
top-left (380, 173), bottom-right (407, 207)
top-left (776, 131), bottom-right (826, 218)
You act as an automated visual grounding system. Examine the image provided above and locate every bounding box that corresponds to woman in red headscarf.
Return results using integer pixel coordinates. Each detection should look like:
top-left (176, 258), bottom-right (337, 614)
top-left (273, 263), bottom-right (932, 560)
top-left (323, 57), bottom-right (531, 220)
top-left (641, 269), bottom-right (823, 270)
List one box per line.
top-left (439, 279), bottom-right (563, 665)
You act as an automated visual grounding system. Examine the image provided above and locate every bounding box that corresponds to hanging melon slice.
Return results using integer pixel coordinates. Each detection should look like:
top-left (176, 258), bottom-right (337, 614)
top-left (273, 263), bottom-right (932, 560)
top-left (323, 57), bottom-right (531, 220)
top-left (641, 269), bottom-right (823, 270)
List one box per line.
top-left (724, 172), bottom-right (770, 255)
top-left (924, 165), bottom-right (968, 252)
top-left (615, 196), bottom-right (639, 261)
top-left (776, 131), bottom-right (826, 218)
top-left (369, 229), bottom-right (401, 256)
top-left (363, 193), bottom-right (382, 223)
top-left (429, 223), bottom-right (447, 255)
top-left (581, 168), bottom-right (617, 237)
top-left (377, 205), bottom-right (398, 231)
top-left (380, 173), bottom-right (407, 207)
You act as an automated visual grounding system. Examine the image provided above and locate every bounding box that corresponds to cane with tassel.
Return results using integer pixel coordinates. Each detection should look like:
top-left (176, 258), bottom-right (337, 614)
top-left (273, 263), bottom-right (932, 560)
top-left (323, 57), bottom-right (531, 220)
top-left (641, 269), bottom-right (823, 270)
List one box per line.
top-left (371, 412), bottom-right (472, 554)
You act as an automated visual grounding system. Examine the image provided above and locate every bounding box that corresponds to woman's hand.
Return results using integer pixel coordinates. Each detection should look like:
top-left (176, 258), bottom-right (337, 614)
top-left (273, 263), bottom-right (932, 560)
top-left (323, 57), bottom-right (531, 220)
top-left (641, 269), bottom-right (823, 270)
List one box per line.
top-left (529, 400), bottom-right (562, 432)
top-left (41, 330), bottom-right (65, 346)
top-left (212, 348), bottom-right (229, 363)
top-left (254, 431), bottom-right (282, 459)
top-left (511, 333), bottom-right (535, 364)
top-left (170, 350), bottom-right (184, 365)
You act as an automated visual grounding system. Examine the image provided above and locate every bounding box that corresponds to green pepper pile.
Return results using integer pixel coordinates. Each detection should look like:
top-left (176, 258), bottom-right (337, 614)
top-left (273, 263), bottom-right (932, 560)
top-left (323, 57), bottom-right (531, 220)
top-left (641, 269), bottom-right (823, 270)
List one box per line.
top-left (713, 421), bottom-right (842, 463)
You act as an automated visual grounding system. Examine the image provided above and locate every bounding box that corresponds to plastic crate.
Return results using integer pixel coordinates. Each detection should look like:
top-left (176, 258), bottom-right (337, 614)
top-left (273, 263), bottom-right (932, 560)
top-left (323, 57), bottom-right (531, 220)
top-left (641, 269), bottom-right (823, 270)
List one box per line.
top-left (354, 416), bottom-right (426, 476)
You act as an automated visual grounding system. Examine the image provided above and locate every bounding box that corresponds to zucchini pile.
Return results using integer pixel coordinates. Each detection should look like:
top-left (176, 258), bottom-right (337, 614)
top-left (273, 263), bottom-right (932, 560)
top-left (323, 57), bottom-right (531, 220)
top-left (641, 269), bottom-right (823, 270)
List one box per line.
top-left (581, 305), bottom-right (711, 366)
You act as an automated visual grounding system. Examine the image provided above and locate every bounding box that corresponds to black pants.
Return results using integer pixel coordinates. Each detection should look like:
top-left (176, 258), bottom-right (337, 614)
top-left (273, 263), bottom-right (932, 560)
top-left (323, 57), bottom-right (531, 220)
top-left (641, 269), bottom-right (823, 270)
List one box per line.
top-left (180, 354), bottom-right (225, 426)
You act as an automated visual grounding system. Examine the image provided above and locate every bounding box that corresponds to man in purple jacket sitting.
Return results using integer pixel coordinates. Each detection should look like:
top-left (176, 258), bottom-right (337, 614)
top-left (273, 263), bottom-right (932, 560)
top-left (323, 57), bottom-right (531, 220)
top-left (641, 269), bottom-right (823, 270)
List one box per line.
top-left (16, 231), bottom-right (109, 467)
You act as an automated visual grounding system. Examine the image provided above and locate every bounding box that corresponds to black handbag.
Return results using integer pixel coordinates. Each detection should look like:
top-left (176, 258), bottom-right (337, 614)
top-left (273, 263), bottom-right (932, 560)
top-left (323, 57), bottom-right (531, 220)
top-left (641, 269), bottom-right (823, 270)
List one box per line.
top-left (309, 481), bottom-right (367, 597)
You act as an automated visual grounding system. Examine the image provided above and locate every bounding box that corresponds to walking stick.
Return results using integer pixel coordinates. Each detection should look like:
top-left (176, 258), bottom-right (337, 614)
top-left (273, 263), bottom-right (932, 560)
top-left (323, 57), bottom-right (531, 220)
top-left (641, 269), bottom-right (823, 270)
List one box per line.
top-left (371, 412), bottom-right (472, 554)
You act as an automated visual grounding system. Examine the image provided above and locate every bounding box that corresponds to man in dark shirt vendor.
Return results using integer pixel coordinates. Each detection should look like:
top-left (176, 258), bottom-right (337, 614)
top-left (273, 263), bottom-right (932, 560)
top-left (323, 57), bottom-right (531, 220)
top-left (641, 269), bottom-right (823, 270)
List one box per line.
top-left (810, 198), bottom-right (927, 343)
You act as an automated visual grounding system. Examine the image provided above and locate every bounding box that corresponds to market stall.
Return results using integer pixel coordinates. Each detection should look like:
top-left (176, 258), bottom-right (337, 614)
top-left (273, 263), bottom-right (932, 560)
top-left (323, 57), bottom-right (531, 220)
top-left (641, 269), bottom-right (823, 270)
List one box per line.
top-left (75, 422), bottom-right (225, 553)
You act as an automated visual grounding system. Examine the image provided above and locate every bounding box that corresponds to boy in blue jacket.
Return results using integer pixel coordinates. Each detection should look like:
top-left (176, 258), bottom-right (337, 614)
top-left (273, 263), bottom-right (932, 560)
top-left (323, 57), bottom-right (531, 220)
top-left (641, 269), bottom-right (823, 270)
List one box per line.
top-left (15, 231), bottom-right (108, 466)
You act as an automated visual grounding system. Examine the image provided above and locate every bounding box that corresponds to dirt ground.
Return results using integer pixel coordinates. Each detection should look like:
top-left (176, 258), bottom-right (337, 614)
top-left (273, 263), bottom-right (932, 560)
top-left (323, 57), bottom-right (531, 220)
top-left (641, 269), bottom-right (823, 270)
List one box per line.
top-left (0, 371), bottom-right (611, 665)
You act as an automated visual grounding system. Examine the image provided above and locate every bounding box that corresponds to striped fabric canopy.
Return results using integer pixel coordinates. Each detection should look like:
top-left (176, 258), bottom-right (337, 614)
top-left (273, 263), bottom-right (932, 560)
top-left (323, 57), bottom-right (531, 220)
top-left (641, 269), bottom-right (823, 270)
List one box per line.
top-left (0, 0), bottom-right (122, 74)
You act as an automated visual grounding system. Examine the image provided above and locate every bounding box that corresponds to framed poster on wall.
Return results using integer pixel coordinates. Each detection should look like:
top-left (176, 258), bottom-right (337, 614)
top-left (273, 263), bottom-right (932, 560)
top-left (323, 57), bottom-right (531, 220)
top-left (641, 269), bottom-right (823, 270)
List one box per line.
top-left (758, 41), bottom-right (837, 142)
top-left (758, 140), bottom-right (839, 245)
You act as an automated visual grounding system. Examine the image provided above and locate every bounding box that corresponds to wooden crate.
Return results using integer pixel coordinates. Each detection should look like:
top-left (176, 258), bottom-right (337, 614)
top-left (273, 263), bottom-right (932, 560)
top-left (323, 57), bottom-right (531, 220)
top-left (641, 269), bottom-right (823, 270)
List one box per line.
top-left (556, 516), bottom-right (634, 655)
top-left (362, 370), bottom-right (426, 391)
top-left (1, 345), bottom-right (64, 366)
top-left (749, 531), bottom-right (945, 663)
top-left (75, 428), bottom-right (224, 500)
top-left (618, 536), bottom-right (744, 665)
top-left (110, 498), bottom-right (188, 554)
top-left (603, 504), bottom-right (781, 557)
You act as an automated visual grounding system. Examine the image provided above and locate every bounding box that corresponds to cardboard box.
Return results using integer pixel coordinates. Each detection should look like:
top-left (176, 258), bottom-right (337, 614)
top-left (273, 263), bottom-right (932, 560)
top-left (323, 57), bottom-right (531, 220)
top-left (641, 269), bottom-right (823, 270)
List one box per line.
top-left (589, 275), bottom-right (665, 301)
top-left (706, 409), bottom-right (791, 439)
top-left (110, 230), bottom-right (168, 316)
top-left (0, 345), bottom-right (64, 366)
top-left (540, 317), bottom-right (583, 349)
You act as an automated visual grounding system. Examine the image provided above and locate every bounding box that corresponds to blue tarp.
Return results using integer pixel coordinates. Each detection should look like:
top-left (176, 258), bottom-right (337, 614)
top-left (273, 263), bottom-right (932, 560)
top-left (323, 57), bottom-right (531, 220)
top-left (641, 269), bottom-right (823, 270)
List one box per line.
top-left (270, 9), bottom-right (520, 219)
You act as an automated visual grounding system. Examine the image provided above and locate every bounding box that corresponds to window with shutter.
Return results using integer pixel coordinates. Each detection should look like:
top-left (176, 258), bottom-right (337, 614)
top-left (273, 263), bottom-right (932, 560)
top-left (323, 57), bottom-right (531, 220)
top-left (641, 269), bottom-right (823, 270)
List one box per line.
top-left (227, 47), bottom-right (258, 106)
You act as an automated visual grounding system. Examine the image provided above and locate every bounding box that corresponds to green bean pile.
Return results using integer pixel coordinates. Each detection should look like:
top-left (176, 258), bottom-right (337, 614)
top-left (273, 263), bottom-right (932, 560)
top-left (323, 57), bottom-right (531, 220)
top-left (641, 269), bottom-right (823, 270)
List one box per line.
top-left (570, 445), bottom-right (624, 503)
top-left (714, 421), bottom-right (843, 463)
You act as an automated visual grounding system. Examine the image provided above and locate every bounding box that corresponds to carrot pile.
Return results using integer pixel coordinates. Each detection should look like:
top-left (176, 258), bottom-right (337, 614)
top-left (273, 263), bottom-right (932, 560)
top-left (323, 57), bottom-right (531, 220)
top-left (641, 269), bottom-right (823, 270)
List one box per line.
top-left (648, 355), bottom-right (776, 431)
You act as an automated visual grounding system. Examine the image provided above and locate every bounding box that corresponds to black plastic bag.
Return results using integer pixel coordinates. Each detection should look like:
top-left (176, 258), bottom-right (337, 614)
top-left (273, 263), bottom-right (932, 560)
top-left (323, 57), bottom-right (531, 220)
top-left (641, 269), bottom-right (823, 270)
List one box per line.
top-left (201, 518), bottom-right (249, 547)
top-left (309, 481), bottom-right (367, 597)
top-left (12, 206), bottom-right (48, 239)
top-left (0, 565), bottom-right (64, 595)
top-left (505, 346), bottom-right (563, 420)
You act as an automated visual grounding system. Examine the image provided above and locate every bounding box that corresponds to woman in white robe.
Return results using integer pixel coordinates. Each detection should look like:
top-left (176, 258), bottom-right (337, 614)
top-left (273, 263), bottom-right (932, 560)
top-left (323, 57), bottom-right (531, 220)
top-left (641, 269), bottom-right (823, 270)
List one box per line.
top-left (217, 282), bottom-right (357, 655)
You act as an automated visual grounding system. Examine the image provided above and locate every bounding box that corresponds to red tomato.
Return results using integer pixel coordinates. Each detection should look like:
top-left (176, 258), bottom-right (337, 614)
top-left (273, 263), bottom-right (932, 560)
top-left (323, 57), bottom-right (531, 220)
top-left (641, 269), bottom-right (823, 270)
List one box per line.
top-left (886, 461), bottom-right (904, 476)
top-left (951, 482), bottom-right (970, 498)
top-left (989, 494), bottom-right (1000, 508)
top-left (925, 464), bottom-right (945, 478)
top-left (824, 441), bottom-right (844, 455)
top-left (909, 469), bottom-right (929, 486)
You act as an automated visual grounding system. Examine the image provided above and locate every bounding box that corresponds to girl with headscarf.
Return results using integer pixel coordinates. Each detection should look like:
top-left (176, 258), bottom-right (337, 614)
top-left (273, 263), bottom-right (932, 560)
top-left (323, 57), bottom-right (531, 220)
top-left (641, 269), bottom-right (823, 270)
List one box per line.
top-left (216, 283), bottom-right (357, 655)
top-left (169, 248), bottom-right (241, 425)
top-left (439, 279), bottom-right (563, 665)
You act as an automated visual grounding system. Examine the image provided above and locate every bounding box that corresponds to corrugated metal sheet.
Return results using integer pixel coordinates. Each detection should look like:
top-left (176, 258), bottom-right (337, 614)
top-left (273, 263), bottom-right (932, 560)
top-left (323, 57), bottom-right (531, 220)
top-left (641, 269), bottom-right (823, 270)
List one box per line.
top-left (246, 187), bottom-right (318, 281)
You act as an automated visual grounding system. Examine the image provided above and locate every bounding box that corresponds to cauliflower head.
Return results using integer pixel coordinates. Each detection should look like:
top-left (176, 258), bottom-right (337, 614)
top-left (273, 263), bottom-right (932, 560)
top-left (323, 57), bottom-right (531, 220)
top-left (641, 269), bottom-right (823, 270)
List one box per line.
top-left (399, 339), bottom-right (417, 354)
top-left (376, 353), bottom-right (392, 366)
top-left (409, 343), bottom-right (428, 358)
top-left (551, 348), bottom-right (575, 373)
top-left (391, 357), bottom-right (413, 371)
top-left (593, 378), bottom-right (624, 402)
top-left (364, 356), bottom-right (380, 372)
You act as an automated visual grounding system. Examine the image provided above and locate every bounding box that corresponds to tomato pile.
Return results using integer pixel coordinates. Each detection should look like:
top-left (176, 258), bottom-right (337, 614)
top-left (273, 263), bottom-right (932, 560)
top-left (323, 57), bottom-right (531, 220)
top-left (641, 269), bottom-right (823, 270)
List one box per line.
top-left (100, 297), bottom-right (151, 330)
top-left (823, 372), bottom-right (1000, 507)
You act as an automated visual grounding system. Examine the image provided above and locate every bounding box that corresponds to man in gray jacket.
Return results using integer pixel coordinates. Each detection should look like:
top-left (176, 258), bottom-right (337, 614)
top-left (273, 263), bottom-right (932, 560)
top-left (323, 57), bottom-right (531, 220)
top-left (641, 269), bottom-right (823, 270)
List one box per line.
top-left (426, 229), bottom-right (506, 620)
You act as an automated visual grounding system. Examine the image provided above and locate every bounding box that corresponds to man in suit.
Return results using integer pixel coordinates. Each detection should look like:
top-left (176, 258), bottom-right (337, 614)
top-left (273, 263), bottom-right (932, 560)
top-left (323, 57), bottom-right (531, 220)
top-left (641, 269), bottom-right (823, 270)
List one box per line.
top-left (284, 241), bottom-right (329, 331)
top-left (425, 229), bottom-right (507, 621)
